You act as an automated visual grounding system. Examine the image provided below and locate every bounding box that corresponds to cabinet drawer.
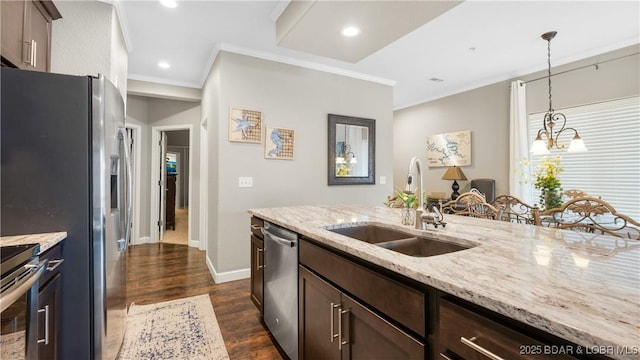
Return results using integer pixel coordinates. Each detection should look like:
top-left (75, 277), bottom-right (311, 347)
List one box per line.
top-left (251, 216), bottom-right (264, 239)
top-left (300, 238), bottom-right (425, 337)
top-left (439, 298), bottom-right (576, 359)
top-left (39, 243), bottom-right (64, 287)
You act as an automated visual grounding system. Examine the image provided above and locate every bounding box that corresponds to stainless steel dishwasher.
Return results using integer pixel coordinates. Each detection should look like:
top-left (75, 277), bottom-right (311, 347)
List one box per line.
top-left (263, 221), bottom-right (298, 360)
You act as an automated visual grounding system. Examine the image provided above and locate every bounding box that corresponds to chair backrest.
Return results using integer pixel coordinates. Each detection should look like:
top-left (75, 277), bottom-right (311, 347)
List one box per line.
top-left (532, 196), bottom-right (640, 240)
top-left (470, 178), bottom-right (495, 203)
top-left (469, 188), bottom-right (486, 200)
top-left (492, 195), bottom-right (539, 224)
top-left (563, 189), bottom-right (588, 201)
top-left (440, 191), bottom-right (502, 220)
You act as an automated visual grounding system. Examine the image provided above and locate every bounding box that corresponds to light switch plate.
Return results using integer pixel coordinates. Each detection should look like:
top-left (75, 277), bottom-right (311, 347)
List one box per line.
top-left (380, 176), bottom-right (386, 184)
top-left (238, 177), bottom-right (253, 188)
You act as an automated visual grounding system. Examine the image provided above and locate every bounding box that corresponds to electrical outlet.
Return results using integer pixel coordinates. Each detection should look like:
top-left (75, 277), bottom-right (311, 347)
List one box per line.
top-left (238, 177), bottom-right (253, 188)
top-left (380, 176), bottom-right (386, 184)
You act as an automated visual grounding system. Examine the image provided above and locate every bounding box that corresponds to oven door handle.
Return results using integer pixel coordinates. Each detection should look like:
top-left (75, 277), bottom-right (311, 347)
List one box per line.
top-left (0, 260), bottom-right (48, 312)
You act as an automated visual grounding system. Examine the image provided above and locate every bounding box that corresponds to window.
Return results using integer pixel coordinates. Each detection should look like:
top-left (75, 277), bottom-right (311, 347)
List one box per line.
top-left (527, 97), bottom-right (640, 220)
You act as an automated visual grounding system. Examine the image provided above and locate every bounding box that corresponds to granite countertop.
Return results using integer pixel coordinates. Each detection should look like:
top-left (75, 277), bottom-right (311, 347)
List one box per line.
top-left (248, 204), bottom-right (640, 359)
top-left (0, 232), bottom-right (67, 254)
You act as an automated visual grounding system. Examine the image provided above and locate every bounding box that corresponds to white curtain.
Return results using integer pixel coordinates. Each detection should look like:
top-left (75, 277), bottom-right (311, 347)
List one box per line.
top-left (509, 80), bottom-right (532, 204)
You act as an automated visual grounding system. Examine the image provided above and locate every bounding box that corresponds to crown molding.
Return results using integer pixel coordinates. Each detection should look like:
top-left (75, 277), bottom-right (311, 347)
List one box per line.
top-left (211, 42), bottom-right (396, 87)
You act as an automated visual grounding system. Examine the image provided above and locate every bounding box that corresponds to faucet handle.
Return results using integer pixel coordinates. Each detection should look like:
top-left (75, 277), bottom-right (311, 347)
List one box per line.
top-left (414, 208), bottom-right (425, 229)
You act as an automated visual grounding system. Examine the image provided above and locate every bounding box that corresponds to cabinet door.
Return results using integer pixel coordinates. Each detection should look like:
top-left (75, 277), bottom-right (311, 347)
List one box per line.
top-left (38, 273), bottom-right (61, 360)
top-left (250, 235), bottom-right (264, 313)
top-left (28, 0), bottom-right (51, 72)
top-left (299, 266), bottom-right (341, 360)
top-left (1, 0), bottom-right (27, 68)
top-left (340, 293), bottom-right (424, 360)
top-left (439, 298), bottom-right (577, 360)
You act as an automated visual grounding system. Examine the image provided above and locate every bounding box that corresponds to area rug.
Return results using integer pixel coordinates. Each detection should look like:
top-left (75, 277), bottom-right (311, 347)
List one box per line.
top-left (118, 294), bottom-right (230, 360)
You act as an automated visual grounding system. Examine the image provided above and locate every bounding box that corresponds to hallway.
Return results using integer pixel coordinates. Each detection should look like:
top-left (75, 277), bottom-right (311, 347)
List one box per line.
top-left (162, 208), bottom-right (189, 245)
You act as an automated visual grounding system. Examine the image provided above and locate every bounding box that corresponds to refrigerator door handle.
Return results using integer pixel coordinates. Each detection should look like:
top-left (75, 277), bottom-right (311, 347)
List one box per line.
top-left (119, 128), bottom-right (133, 249)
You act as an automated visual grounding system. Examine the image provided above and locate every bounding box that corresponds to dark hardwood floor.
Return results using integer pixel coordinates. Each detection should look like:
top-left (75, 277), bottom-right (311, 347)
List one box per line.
top-left (126, 243), bottom-right (282, 359)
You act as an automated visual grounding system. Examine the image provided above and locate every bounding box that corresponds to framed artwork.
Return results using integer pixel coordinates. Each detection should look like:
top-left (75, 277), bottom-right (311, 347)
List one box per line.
top-left (229, 108), bottom-right (262, 143)
top-left (426, 130), bottom-right (471, 167)
top-left (264, 126), bottom-right (295, 160)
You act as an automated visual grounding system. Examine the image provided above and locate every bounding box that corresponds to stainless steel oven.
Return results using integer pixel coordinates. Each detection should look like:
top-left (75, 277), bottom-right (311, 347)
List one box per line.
top-left (1, 244), bottom-right (48, 360)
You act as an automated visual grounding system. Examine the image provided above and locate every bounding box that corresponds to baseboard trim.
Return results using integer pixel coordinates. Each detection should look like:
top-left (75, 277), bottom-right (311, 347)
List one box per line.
top-left (135, 236), bottom-right (152, 245)
top-left (205, 256), bottom-right (250, 284)
top-left (188, 239), bottom-right (199, 248)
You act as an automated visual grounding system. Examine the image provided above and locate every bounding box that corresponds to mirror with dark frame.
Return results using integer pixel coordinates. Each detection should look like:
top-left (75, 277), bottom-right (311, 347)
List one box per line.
top-left (328, 114), bottom-right (375, 185)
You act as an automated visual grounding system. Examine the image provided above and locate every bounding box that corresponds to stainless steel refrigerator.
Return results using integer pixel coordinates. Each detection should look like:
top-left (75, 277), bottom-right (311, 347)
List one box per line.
top-left (1, 68), bottom-right (132, 360)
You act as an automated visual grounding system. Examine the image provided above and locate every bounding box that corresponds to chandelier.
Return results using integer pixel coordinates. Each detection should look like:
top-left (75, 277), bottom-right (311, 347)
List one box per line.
top-left (530, 31), bottom-right (587, 155)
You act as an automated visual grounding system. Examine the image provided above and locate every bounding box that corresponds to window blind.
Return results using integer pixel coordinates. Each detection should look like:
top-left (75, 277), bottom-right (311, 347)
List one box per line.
top-left (527, 96), bottom-right (640, 221)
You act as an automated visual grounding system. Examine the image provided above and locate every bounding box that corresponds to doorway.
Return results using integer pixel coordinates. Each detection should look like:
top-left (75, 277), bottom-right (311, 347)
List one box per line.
top-left (150, 125), bottom-right (193, 246)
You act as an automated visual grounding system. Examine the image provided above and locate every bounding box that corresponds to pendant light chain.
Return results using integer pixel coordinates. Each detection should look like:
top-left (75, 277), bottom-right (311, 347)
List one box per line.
top-left (547, 37), bottom-right (553, 113)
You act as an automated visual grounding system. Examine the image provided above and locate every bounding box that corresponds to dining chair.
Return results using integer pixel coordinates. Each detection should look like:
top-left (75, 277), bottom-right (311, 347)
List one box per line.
top-left (492, 195), bottom-right (539, 224)
top-left (440, 191), bottom-right (503, 220)
top-left (532, 196), bottom-right (640, 240)
top-left (563, 189), bottom-right (588, 200)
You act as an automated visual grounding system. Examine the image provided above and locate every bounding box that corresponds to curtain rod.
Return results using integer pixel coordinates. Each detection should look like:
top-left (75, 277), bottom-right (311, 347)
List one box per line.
top-left (520, 52), bottom-right (639, 86)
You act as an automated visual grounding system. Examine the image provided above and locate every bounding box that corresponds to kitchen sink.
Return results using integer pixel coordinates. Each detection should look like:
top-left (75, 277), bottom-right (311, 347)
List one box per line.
top-left (376, 237), bottom-right (470, 257)
top-left (328, 224), bottom-right (413, 244)
top-left (328, 224), bottom-right (473, 257)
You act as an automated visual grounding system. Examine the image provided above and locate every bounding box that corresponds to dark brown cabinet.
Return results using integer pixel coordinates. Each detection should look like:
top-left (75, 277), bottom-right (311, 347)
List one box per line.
top-left (37, 243), bottom-right (64, 360)
top-left (0, 0), bottom-right (61, 72)
top-left (299, 266), bottom-right (424, 360)
top-left (250, 217), bottom-right (264, 314)
top-left (37, 273), bottom-right (60, 359)
top-left (438, 298), bottom-right (577, 360)
top-left (165, 174), bottom-right (176, 230)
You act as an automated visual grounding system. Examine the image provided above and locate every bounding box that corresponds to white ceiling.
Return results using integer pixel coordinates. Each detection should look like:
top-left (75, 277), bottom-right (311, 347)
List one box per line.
top-left (118, 0), bottom-right (640, 110)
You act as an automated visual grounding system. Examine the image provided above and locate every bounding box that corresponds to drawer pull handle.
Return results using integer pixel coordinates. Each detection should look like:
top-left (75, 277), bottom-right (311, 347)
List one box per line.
top-left (250, 224), bottom-right (261, 231)
top-left (439, 353), bottom-right (454, 360)
top-left (46, 259), bottom-right (64, 272)
top-left (255, 249), bottom-right (264, 270)
top-left (338, 309), bottom-right (350, 350)
top-left (329, 303), bottom-right (339, 343)
top-left (460, 336), bottom-right (505, 360)
top-left (33, 40), bottom-right (37, 68)
top-left (37, 305), bottom-right (50, 345)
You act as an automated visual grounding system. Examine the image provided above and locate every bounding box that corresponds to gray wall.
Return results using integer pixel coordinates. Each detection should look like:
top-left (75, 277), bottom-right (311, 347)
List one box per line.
top-left (393, 45), bottom-right (640, 197)
top-left (51, 1), bottom-right (128, 100)
top-left (202, 51), bottom-right (394, 274)
top-left (126, 96), bottom-right (201, 241)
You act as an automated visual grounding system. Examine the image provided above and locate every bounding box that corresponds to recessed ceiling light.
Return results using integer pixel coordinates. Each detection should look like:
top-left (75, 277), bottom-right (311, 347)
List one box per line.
top-left (159, 0), bottom-right (177, 8)
top-left (341, 26), bottom-right (361, 37)
top-left (158, 61), bottom-right (171, 69)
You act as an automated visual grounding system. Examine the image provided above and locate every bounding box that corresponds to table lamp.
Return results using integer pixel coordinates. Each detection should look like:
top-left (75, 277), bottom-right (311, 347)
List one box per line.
top-left (442, 165), bottom-right (467, 200)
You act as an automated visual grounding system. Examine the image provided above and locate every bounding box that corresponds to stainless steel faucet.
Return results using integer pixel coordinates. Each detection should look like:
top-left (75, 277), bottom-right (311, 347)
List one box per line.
top-left (406, 156), bottom-right (447, 229)
top-left (405, 156), bottom-right (424, 211)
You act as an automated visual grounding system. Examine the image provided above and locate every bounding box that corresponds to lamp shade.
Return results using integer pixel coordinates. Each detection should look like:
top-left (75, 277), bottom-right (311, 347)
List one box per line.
top-left (442, 165), bottom-right (467, 181)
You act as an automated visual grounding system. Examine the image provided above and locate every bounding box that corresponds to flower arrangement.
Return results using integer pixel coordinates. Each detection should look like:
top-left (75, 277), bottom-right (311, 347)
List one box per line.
top-left (396, 190), bottom-right (417, 209)
top-left (532, 155), bottom-right (564, 210)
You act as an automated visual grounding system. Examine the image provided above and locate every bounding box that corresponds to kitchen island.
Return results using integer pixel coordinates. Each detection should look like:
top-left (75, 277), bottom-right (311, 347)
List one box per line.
top-left (249, 204), bottom-right (639, 360)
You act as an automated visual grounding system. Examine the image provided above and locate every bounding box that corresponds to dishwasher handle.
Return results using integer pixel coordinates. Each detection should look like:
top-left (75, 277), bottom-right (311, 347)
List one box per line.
top-left (262, 229), bottom-right (296, 247)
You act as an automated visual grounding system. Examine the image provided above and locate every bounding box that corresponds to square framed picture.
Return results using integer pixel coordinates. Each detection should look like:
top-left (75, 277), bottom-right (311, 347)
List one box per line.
top-left (264, 126), bottom-right (295, 160)
top-left (229, 108), bottom-right (262, 143)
